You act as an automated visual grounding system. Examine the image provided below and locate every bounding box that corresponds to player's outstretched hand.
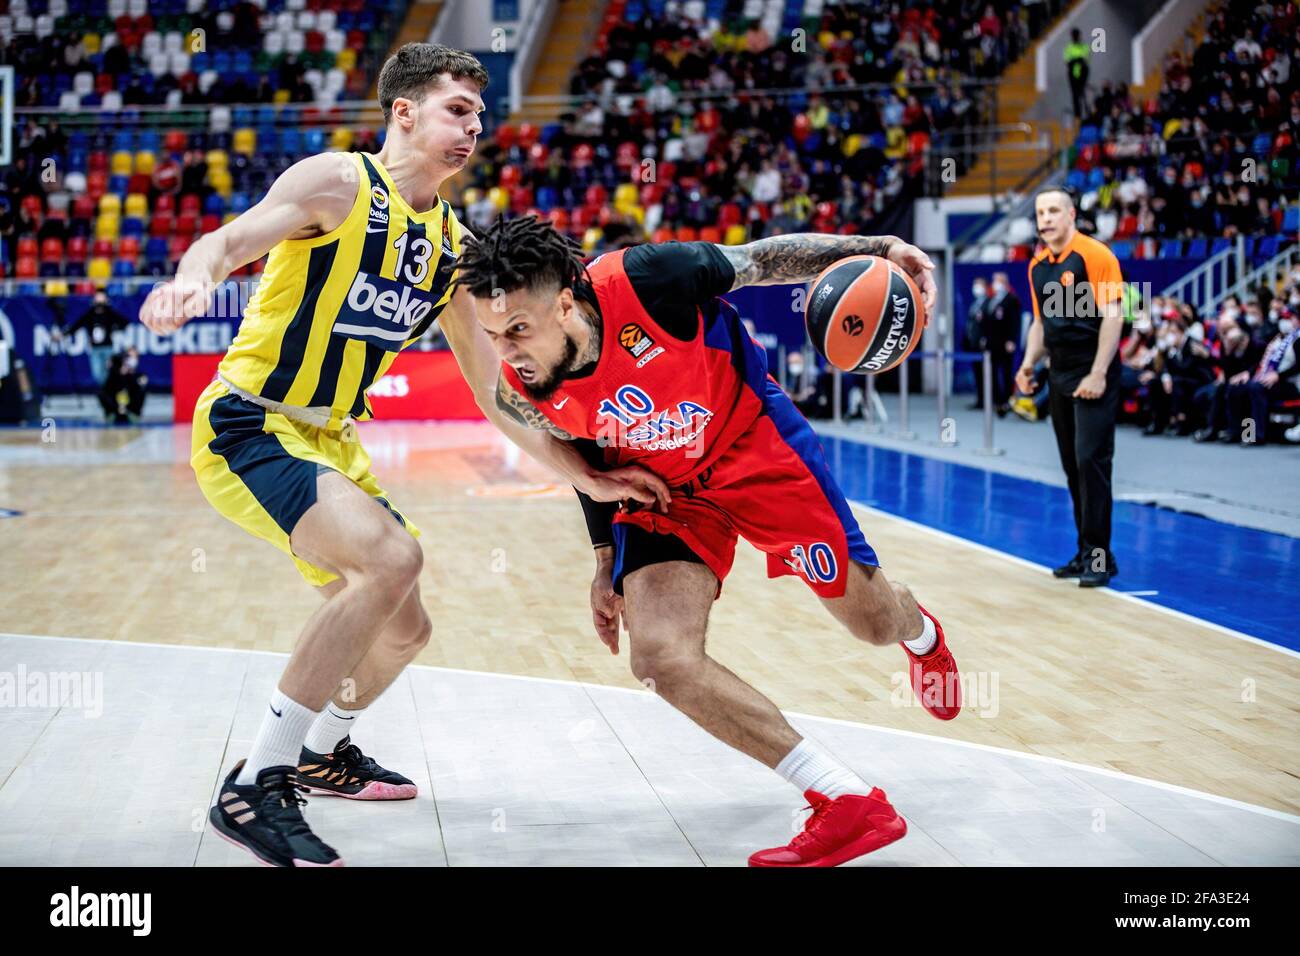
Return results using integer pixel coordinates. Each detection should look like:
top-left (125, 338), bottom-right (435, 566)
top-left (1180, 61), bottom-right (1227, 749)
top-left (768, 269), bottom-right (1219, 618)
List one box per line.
top-left (590, 549), bottom-right (623, 655)
top-left (886, 241), bottom-right (938, 314)
top-left (139, 277), bottom-right (212, 334)
top-left (585, 465), bottom-right (672, 512)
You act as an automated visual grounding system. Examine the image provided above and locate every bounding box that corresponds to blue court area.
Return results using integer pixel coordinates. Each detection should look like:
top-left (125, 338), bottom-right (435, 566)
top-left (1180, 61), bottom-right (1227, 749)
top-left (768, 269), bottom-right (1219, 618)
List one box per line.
top-left (819, 435), bottom-right (1298, 652)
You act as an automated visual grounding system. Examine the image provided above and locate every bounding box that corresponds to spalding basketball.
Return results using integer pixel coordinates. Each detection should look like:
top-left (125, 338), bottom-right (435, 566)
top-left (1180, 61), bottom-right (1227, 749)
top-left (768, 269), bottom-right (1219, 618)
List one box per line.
top-left (804, 255), bottom-right (927, 374)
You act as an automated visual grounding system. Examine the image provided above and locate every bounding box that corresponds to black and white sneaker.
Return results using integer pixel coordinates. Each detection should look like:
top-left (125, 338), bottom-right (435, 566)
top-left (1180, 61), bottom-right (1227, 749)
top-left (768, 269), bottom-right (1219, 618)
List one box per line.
top-left (297, 736), bottom-right (418, 800)
top-left (208, 761), bottom-right (343, 867)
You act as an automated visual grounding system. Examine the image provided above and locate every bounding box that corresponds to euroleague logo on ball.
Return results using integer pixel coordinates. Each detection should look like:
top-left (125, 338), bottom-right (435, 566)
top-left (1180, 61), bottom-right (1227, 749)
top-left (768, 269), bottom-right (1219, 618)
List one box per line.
top-left (841, 314), bottom-right (864, 337)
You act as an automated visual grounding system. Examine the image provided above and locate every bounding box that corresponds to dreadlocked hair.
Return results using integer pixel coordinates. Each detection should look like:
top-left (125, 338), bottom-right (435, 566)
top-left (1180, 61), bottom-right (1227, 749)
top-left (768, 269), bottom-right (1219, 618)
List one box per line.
top-left (454, 215), bottom-right (591, 300)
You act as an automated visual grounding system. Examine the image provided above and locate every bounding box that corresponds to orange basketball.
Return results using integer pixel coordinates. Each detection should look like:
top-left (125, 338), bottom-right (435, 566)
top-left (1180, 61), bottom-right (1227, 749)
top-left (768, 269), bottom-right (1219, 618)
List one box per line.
top-left (804, 255), bottom-right (927, 374)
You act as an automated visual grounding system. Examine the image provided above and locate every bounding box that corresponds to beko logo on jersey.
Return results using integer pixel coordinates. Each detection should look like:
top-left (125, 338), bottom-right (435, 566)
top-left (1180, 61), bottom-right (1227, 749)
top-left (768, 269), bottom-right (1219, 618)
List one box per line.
top-left (334, 272), bottom-right (438, 350)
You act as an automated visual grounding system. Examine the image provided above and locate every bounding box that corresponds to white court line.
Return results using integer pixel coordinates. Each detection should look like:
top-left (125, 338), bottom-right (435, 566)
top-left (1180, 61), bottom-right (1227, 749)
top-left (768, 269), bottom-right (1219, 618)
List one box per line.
top-left (848, 501), bottom-right (1300, 661)
top-left (4, 630), bottom-right (1298, 825)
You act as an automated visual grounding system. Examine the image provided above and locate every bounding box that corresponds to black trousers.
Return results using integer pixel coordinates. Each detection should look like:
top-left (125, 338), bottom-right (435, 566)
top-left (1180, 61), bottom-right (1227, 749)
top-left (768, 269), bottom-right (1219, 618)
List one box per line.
top-left (1048, 367), bottom-right (1119, 559)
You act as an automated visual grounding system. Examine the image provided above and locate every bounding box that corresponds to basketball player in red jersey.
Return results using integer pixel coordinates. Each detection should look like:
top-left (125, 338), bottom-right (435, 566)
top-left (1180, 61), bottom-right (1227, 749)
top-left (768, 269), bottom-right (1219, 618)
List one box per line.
top-left (447, 217), bottom-right (960, 867)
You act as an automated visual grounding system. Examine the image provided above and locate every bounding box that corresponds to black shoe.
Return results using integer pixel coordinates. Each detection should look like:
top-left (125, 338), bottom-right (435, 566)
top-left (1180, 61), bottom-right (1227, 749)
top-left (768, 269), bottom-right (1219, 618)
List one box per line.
top-left (1053, 554), bottom-right (1086, 578)
top-left (1079, 566), bottom-right (1115, 588)
top-left (209, 761), bottom-right (342, 867)
top-left (1218, 430), bottom-right (1238, 444)
top-left (967, 401), bottom-right (984, 410)
top-left (995, 403), bottom-right (1010, 418)
top-left (297, 736), bottom-right (417, 800)
top-left (1142, 421), bottom-right (1163, 436)
top-left (1193, 427), bottom-right (1217, 443)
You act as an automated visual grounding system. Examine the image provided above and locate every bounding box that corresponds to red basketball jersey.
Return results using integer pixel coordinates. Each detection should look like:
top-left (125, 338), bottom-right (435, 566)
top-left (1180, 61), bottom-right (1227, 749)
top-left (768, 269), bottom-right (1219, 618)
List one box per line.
top-left (499, 246), bottom-right (772, 485)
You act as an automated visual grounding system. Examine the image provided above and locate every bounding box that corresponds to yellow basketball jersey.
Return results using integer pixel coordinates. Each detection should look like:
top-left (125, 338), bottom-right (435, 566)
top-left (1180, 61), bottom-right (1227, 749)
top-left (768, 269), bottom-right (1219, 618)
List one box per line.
top-left (218, 152), bottom-right (463, 426)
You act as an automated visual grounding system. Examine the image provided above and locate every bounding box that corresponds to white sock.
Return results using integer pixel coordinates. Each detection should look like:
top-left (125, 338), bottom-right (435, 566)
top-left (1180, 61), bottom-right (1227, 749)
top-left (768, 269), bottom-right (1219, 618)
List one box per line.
top-left (236, 688), bottom-right (320, 785)
top-left (903, 610), bottom-right (937, 656)
top-left (304, 702), bottom-right (365, 755)
top-left (776, 739), bottom-right (870, 799)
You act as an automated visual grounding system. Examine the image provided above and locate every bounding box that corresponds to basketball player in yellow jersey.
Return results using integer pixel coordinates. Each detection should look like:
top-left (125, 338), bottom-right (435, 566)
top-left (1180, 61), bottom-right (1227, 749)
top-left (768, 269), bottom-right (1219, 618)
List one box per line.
top-left (140, 44), bottom-right (668, 867)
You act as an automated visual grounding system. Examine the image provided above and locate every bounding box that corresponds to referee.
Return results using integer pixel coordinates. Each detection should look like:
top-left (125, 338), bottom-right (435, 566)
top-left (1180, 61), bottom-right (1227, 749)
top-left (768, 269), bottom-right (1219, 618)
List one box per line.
top-left (1016, 187), bottom-right (1124, 588)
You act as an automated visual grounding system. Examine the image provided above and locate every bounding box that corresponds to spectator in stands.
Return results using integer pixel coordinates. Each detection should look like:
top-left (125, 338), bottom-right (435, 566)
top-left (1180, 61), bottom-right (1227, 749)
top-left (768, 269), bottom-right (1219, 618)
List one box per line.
top-left (1145, 318), bottom-right (1215, 436)
top-left (1194, 321), bottom-right (1263, 442)
top-left (1231, 319), bottom-right (1300, 444)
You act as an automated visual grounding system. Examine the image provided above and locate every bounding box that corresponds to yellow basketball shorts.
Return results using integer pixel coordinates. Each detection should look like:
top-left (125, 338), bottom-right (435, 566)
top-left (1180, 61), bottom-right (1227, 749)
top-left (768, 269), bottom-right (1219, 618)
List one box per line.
top-left (190, 380), bottom-right (419, 587)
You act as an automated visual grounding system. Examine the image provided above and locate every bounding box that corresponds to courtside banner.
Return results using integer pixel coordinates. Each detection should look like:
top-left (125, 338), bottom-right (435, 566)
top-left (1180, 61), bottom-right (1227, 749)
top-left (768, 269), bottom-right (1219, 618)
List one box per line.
top-left (172, 350), bottom-right (483, 423)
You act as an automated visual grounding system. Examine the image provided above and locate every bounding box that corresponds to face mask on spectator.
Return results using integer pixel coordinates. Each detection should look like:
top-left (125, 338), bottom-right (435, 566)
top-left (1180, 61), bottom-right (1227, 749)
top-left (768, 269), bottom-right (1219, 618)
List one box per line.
top-left (1223, 306), bottom-right (1240, 321)
top-left (1245, 310), bottom-right (1263, 327)
top-left (1279, 319), bottom-right (1296, 334)
top-left (992, 280), bottom-right (1007, 295)
top-left (972, 283), bottom-right (987, 298)
top-left (1290, 292), bottom-right (1300, 306)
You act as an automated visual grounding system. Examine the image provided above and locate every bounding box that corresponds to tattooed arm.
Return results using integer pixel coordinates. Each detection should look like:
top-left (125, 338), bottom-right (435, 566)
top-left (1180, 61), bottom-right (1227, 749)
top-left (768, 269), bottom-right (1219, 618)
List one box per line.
top-left (718, 233), bottom-right (938, 311)
top-left (438, 286), bottom-right (670, 509)
top-left (494, 371), bottom-right (575, 441)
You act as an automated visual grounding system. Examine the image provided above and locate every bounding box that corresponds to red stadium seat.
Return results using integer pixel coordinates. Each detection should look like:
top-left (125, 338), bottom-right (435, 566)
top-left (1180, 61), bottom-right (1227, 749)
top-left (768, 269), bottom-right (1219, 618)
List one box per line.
top-left (41, 237), bottom-right (64, 260)
top-left (66, 236), bottom-right (89, 261)
top-left (17, 236), bottom-right (38, 258)
top-left (699, 227), bottom-right (722, 244)
top-left (675, 226), bottom-right (698, 242)
top-left (15, 256), bottom-right (38, 278)
top-left (163, 130), bottom-right (188, 153)
top-left (120, 236), bottom-right (141, 258)
top-left (652, 227), bottom-right (674, 244)
top-left (178, 193), bottom-right (200, 216)
top-left (176, 213), bottom-right (198, 236)
top-left (149, 213), bottom-right (174, 238)
top-left (200, 213), bottom-right (220, 234)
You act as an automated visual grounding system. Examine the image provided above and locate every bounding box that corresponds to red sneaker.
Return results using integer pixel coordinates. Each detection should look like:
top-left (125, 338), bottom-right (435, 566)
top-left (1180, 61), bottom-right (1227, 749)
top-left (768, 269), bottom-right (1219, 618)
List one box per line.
top-left (748, 788), bottom-right (907, 867)
top-left (901, 604), bottom-right (961, 720)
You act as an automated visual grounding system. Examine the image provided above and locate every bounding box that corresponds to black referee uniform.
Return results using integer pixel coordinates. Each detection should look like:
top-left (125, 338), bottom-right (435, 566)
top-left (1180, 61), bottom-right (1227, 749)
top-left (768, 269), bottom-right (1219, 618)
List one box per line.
top-left (1028, 230), bottom-right (1124, 581)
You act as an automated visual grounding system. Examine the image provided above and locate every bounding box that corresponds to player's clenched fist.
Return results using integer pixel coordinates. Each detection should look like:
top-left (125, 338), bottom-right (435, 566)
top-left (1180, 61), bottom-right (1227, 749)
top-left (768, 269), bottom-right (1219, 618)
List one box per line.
top-left (139, 277), bottom-right (213, 334)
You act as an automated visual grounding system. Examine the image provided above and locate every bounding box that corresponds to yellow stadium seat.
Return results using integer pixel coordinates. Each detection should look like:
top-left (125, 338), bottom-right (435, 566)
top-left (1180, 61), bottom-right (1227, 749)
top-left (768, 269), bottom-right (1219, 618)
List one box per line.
top-left (623, 204), bottom-right (645, 226)
top-left (45, 279), bottom-right (69, 297)
top-left (95, 218), bottom-right (120, 243)
top-left (223, 212), bottom-right (237, 225)
top-left (462, 187), bottom-right (481, 206)
top-left (232, 129), bottom-right (256, 156)
top-left (205, 149), bottom-right (229, 169)
top-left (83, 33), bottom-right (101, 54)
top-left (488, 187), bottom-right (509, 210)
top-left (87, 257), bottom-right (112, 280)
top-left (209, 170), bottom-right (233, 198)
top-left (724, 224), bottom-right (747, 245)
top-left (843, 134), bottom-right (862, 157)
top-left (330, 127), bottom-right (354, 151)
top-left (134, 151), bottom-right (156, 175)
top-left (98, 193), bottom-right (122, 216)
top-left (614, 183), bottom-right (638, 207)
top-left (273, 89), bottom-right (290, 104)
top-left (336, 48), bottom-right (356, 72)
top-left (110, 151), bottom-right (133, 176)
top-left (124, 194), bottom-right (148, 218)
top-left (582, 227), bottom-right (602, 252)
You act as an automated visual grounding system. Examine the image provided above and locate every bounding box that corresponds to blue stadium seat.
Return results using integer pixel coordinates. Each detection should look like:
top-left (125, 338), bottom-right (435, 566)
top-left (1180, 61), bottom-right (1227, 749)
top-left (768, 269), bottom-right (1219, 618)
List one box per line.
top-left (1159, 239), bottom-right (1182, 258)
top-left (1185, 238), bottom-right (1208, 259)
top-left (1111, 240), bottom-right (1134, 259)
